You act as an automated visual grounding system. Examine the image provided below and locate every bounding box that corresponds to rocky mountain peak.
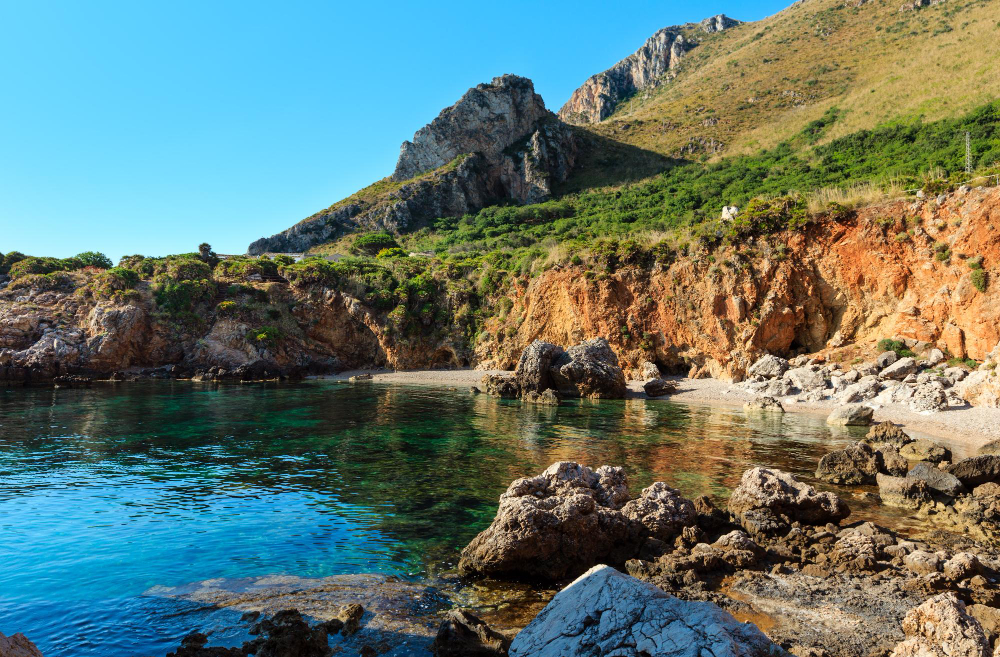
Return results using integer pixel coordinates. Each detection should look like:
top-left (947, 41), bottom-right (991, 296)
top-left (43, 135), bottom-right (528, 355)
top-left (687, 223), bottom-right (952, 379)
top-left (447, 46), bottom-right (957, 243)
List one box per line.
top-left (558, 14), bottom-right (741, 125)
top-left (391, 74), bottom-right (550, 182)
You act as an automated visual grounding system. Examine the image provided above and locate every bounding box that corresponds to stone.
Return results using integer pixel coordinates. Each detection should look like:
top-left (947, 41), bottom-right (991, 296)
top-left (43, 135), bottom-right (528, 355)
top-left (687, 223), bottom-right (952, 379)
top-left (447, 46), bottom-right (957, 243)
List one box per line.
top-left (838, 378), bottom-right (881, 404)
top-left (865, 422), bottom-right (915, 448)
top-left (744, 396), bottom-right (785, 413)
top-left (507, 565), bottom-right (779, 657)
top-left (523, 389), bottom-right (560, 406)
top-left (977, 439), bottom-right (1000, 456)
top-left (721, 205), bottom-right (740, 221)
top-left (889, 593), bottom-right (990, 657)
top-left (748, 354), bottom-right (790, 379)
top-left (639, 361), bottom-right (660, 380)
top-left (879, 446), bottom-right (911, 476)
top-left (926, 348), bottom-right (946, 366)
top-left (881, 357), bottom-right (920, 381)
top-left (432, 609), bottom-right (511, 657)
top-left (816, 442), bottom-right (881, 485)
top-left (337, 603), bottom-right (365, 635)
top-left (903, 549), bottom-right (942, 575)
top-left (877, 473), bottom-right (932, 509)
top-left (458, 462), bottom-right (694, 581)
top-left (0, 633), bottom-right (43, 657)
top-left (907, 462), bottom-right (967, 497)
top-left (785, 365), bottom-right (828, 391)
top-left (549, 338), bottom-right (627, 399)
top-left (514, 340), bottom-right (564, 393)
top-left (943, 552), bottom-right (981, 581)
top-left (728, 467), bottom-right (850, 526)
top-left (910, 381), bottom-right (949, 412)
top-left (877, 351), bottom-right (899, 369)
top-left (826, 404), bottom-right (874, 426)
top-left (900, 439), bottom-right (950, 464)
top-left (968, 605), bottom-right (1000, 640)
top-left (643, 378), bottom-right (677, 397)
top-left (482, 373), bottom-right (519, 399)
top-left (348, 373), bottom-right (373, 382)
top-left (948, 455), bottom-right (1000, 488)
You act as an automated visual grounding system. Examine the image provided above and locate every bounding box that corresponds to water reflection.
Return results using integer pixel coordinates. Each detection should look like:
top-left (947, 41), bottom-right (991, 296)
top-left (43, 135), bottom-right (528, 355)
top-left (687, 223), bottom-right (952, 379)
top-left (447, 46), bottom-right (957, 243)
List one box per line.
top-left (0, 381), bottom-right (931, 656)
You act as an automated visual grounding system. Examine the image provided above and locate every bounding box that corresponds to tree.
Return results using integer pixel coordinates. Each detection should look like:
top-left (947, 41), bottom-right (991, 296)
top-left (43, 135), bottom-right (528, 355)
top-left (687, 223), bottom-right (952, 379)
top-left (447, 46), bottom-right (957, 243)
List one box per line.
top-left (75, 251), bottom-right (113, 269)
top-left (198, 242), bottom-right (219, 266)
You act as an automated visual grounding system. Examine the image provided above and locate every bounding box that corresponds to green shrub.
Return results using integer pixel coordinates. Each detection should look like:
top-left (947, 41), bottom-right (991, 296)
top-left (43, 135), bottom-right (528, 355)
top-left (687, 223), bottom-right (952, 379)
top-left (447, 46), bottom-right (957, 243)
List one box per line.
top-left (8, 256), bottom-right (83, 279)
top-left (968, 256), bottom-right (984, 270)
top-left (75, 251), bottom-right (113, 269)
top-left (159, 256), bottom-right (212, 281)
top-left (153, 279), bottom-right (214, 313)
top-left (8, 272), bottom-right (74, 291)
top-left (216, 300), bottom-right (238, 315)
top-left (376, 247), bottom-right (408, 259)
top-left (726, 196), bottom-right (809, 237)
top-left (215, 257), bottom-right (278, 281)
top-left (271, 255), bottom-right (295, 267)
top-left (353, 232), bottom-right (399, 255)
top-left (935, 249), bottom-right (951, 262)
top-left (922, 180), bottom-right (951, 196)
top-left (118, 255), bottom-right (157, 277)
top-left (972, 268), bottom-right (988, 292)
top-left (877, 338), bottom-right (915, 358)
top-left (93, 267), bottom-right (140, 297)
top-left (247, 325), bottom-right (284, 345)
top-left (0, 251), bottom-right (26, 275)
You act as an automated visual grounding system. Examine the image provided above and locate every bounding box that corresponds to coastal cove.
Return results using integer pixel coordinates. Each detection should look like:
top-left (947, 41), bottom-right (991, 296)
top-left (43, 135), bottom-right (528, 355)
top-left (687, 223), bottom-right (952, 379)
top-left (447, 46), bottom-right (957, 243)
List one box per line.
top-left (0, 378), bottom-right (977, 656)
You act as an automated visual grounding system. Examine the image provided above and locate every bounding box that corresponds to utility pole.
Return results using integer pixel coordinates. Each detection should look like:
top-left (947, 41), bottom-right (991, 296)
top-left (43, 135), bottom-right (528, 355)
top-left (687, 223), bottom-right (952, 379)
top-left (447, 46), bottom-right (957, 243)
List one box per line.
top-left (966, 131), bottom-right (972, 176)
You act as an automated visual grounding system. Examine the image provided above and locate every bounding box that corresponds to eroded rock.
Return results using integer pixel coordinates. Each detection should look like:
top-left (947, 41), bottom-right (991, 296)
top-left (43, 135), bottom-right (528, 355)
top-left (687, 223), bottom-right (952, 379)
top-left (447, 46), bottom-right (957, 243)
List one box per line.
top-left (728, 467), bottom-right (850, 531)
top-left (889, 593), bottom-right (990, 657)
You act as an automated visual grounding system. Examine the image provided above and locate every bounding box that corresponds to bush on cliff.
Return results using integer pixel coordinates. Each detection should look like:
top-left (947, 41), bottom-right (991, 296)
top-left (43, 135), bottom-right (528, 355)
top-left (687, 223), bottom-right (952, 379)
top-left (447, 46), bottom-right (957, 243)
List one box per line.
top-left (215, 256), bottom-right (279, 281)
top-left (7, 256), bottom-right (85, 279)
top-left (8, 271), bottom-right (75, 291)
top-left (75, 251), bottom-right (113, 270)
top-left (91, 267), bottom-right (141, 299)
top-left (352, 231), bottom-right (399, 256)
top-left (972, 269), bottom-right (988, 293)
top-left (0, 251), bottom-right (27, 275)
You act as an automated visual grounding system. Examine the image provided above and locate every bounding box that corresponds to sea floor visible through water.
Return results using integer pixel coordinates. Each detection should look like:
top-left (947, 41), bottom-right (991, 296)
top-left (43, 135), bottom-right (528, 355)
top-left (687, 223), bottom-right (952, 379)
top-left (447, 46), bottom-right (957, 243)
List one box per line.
top-left (0, 380), bottom-right (969, 656)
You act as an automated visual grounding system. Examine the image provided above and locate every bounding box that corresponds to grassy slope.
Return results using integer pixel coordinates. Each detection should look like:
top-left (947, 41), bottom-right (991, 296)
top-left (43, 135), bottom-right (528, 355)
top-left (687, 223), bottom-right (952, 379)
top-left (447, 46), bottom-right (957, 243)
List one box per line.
top-left (577, 0), bottom-right (1000, 167)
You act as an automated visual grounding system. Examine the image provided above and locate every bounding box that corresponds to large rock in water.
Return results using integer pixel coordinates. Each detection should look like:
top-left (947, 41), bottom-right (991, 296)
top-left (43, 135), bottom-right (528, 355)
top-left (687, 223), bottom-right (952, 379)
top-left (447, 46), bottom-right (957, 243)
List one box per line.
top-left (815, 442), bottom-right (882, 484)
top-left (948, 455), bottom-right (1000, 488)
top-left (432, 609), bottom-right (511, 657)
top-left (728, 467), bottom-right (850, 529)
top-left (0, 633), bottom-right (43, 657)
top-left (889, 593), bottom-right (991, 657)
top-left (549, 338), bottom-right (627, 399)
top-left (826, 404), bottom-right (874, 426)
top-left (508, 565), bottom-right (780, 657)
top-left (514, 340), bottom-right (564, 394)
top-left (458, 462), bottom-right (695, 581)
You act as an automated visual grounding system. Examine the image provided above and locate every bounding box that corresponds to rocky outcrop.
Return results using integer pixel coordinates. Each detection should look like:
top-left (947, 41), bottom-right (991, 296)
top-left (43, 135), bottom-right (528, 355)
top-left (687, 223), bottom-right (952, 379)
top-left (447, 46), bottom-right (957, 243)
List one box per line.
top-left (558, 17), bottom-right (740, 124)
top-left (489, 338), bottom-right (627, 400)
top-left (0, 633), bottom-right (43, 657)
top-left (432, 609), bottom-right (511, 657)
top-left (507, 565), bottom-right (779, 657)
top-left (250, 75), bottom-right (578, 254)
top-left (816, 441), bottom-right (906, 484)
top-left (826, 403), bottom-right (874, 426)
top-left (457, 462), bottom-right (695, 581)
top-left (728, 467), bottom-right (850, 536)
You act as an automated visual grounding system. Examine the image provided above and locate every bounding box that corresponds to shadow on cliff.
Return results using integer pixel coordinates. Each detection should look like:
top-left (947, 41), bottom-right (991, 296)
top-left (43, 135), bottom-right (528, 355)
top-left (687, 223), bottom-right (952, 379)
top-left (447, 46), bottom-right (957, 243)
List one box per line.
top-left (555, 129), bottom-right (676, 193)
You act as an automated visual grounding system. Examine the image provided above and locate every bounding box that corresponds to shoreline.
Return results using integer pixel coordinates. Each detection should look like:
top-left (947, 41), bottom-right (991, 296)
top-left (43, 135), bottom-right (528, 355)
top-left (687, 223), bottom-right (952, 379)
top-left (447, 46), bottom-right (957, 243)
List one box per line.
top-left (328, 368), bottom-right (1000, 452)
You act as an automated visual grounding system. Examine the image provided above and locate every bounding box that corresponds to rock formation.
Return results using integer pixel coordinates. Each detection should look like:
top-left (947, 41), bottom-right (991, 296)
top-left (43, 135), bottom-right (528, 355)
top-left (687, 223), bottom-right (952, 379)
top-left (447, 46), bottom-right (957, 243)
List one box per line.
top-left (484, 338), bottom-right (627, 400)
top-left (558, 16), bottom-right (740, 124)
top-left (889, 593), bottom-right (991, 657)
top-left (249, 75), bottom-right (578, 254)
top-left (507, 565), bottom-right (779, 657)
top-left (457, 461), bottom-right (695, 581)
top-left (728, 467), bottom-right (850, 536)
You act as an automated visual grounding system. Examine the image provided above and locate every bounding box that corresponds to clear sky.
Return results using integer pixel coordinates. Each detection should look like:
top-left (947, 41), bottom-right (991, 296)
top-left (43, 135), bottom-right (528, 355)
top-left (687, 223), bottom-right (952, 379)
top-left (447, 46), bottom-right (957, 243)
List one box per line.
top-left (0, 0), bottom-right (789, 261)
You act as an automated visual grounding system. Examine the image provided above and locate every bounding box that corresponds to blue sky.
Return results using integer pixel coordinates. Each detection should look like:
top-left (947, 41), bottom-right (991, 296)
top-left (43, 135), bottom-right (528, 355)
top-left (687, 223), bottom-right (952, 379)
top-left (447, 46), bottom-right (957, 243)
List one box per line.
top-left (0, 0), bottom-right (789, 261)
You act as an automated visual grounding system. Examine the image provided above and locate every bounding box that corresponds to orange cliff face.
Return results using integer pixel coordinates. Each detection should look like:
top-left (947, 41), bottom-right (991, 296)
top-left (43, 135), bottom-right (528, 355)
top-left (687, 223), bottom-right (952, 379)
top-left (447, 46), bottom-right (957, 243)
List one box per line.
top-left (474, 186), bottom-right (1000, 381)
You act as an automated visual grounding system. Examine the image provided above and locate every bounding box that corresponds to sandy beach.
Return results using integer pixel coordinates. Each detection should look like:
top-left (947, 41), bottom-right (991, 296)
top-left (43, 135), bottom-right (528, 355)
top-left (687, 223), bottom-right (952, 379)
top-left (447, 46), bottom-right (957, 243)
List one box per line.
top-left (329, 368), bottom-right (1000, 452)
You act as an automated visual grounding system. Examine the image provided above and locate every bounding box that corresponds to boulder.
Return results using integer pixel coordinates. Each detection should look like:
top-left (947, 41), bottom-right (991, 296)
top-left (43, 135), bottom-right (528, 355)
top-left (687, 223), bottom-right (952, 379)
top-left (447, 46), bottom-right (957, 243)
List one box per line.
top-left (523, 389), bottom-right (560, 406)
top-left (889, 593), bottom-right (990, 657)
top-left (514, 340), bottom-right (564, 394)
top-left (906, 462), bottom-right (967, 497)
top-left (899, 439), bottom-right (950, 464)
top-left (943, 552), bottom-right (981, 581)
top-left (785, 366), bottom-right (827, 392)
top-left (925, 348), bottom-right (946, 366)
top-left (977, 439), bottom-right (1000, 456)
top-left (643, 378), bottom-right (677, 398)
top-left (880, 445), bottom-right (910, 476)
top-left (743, 396), bottom-right (785, 413)
top-left (639, 361), bottom-right (660, 380)
top-left (507, 565), bottom-right (780, 657)
top-left (910, 381), bottom-right (949, 412)
top-left (0, 633), bottom-right (43, 657)
top-left (482, 373), bottom-right (520, 399)
top-left (432, 609), bottom-right (511, 657)
top-left (458, 462), bottom-right (694, 581)
top-left (816, 442), bottom-right (881, 485)
top-left (881, 357), bottom-right (919, 381)
top-left (948, 455), bottom-right (1000, 488)
top-left (903, 550), bottom-right (942, 575)
top-left (864, 422), bottom-right (914, 448)
top-left (877, 473), bottom-right (932, 509)
top-left (826, 404), bottom-right (874, 426)
top-left (728, 467), bottom-right (850, 527)
top-left (548, 338), bottom-right (627, 399)
top-left (838, 378), bottom-right (881, 404)
top-left (747, 354), bottom-right (789, 379)
top-left (877, 351), bottom-right (899, 369)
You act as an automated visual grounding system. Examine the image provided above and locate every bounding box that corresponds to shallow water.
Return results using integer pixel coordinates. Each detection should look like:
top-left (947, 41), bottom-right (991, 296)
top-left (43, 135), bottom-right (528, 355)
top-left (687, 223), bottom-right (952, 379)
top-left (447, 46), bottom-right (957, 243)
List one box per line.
top-left (0, 381), bottom-right (933, 656)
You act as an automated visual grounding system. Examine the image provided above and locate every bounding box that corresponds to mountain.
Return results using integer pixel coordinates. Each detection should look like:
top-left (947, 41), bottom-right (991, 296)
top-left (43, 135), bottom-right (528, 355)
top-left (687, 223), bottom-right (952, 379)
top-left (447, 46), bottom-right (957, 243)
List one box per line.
top-left (248, 0), bottom-right (1000, 255)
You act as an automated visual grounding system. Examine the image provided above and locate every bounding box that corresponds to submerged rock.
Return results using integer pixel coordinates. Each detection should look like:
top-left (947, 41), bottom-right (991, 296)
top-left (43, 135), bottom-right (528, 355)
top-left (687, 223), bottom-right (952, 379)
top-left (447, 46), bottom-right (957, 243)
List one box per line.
top-left (906, 462), bottom-right (967, 497)
top-left (482, 373), bottom-right (519, 399)
top-left (815, 442), bottom-right (882, 484)
top-left (864, 422), bottom-right (914, 449)
top-left (744, 396), bottom-right (785, 413)
top-left (876, 473), bottom-right (933, 509)
top-left (507, 565), bottom-right (780, 657)
top-left (458, 462), bottom-right (694, 581)
top-left (899, 439), bottom-right (951, 464)
top-left (432, 609), bottom-right (511, 657)
top-left (523, 389), bottom-right (560, 406)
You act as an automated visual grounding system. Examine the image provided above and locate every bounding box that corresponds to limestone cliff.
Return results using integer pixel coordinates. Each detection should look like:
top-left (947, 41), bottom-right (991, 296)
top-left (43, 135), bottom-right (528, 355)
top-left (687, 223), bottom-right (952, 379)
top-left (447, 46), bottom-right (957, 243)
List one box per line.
top-left (249, 75), bottom-right (578, 255)
top-left (558, 15), bottom-right (740, 125)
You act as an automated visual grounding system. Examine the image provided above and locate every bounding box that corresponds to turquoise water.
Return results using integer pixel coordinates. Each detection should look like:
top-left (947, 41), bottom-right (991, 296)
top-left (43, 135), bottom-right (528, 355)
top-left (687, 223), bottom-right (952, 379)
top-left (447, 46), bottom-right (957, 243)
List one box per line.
top-left (1, 381), bottom-right (899, 656)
